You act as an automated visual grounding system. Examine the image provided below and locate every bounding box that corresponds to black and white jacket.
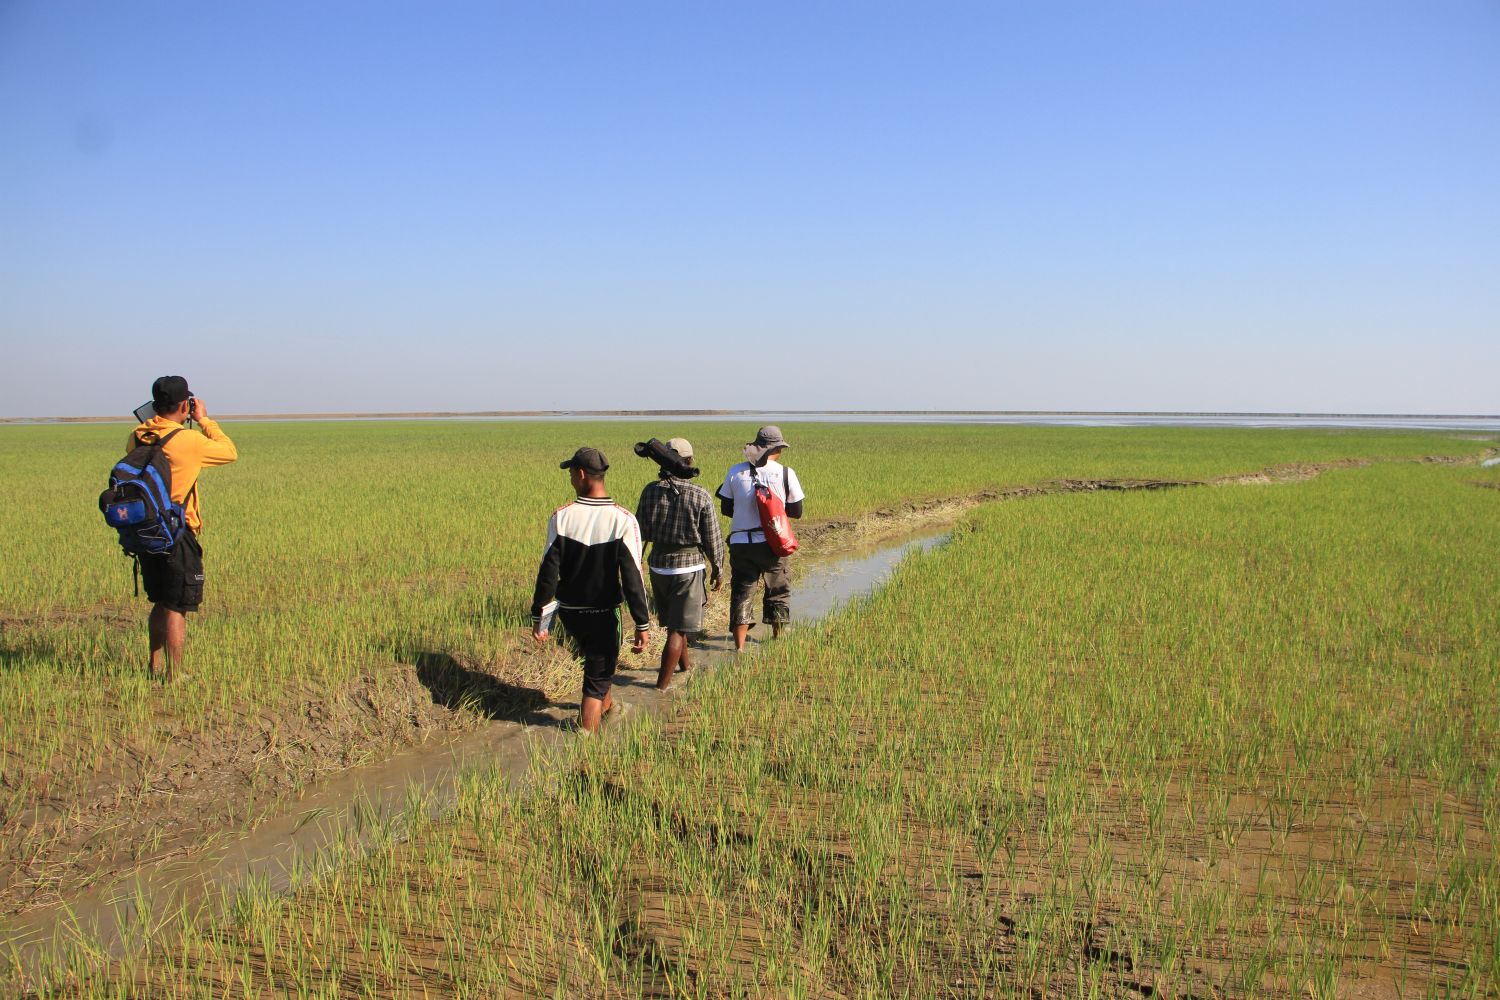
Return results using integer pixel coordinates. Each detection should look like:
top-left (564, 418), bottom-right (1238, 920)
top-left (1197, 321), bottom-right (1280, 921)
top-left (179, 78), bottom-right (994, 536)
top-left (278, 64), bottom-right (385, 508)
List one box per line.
top-left (531, 496), bottom-right (651, 629)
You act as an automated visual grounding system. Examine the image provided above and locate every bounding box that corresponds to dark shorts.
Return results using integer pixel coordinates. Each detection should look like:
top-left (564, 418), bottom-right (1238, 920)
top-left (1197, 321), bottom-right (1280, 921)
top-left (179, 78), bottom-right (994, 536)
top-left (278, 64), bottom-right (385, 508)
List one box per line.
top-left (139, 531), bottom-right (205, 614)
top-left (650, 568), bottom-right (707, 633)
top-left (557, 608), bottom-right (621, 701)
top-left (729, 541), bottom-right (790, 627)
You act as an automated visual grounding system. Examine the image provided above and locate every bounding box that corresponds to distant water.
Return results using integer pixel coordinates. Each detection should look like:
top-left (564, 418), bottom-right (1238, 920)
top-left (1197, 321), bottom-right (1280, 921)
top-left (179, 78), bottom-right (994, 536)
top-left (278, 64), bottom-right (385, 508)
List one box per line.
top-left (291, 412), bottom-right (1500, 432)
top-left (545, 412), bottom-right (1500, 432)
top-left (11, 412), bottom-right (1500, 432)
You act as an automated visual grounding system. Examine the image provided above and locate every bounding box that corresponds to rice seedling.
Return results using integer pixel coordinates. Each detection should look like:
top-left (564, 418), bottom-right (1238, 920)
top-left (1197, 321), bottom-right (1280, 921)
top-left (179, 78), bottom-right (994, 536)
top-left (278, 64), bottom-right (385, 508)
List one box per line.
top-left (2, 429), bottom-right (1489, 997)
top-left (1, 420), bottom-right (1494, 995)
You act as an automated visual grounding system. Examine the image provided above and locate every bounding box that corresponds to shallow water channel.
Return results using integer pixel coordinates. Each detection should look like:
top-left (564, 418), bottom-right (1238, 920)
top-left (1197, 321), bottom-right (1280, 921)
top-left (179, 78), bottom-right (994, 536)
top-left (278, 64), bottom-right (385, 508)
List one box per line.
top-left (1, 529), bottom-right (949, 985)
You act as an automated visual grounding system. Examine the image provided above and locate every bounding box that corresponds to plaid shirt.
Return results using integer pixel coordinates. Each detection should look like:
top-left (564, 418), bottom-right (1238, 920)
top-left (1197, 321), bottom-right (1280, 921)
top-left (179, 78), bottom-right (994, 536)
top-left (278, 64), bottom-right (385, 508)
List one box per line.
top-left (634, 476), bottom-right (725, 577)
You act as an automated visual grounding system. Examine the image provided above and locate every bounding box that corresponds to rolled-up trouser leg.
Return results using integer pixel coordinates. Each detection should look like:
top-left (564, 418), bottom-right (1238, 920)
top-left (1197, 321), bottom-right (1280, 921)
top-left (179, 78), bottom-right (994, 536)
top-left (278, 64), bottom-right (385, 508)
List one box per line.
top-left (729, 543), bottom-right (761, 627)
top-left (729, 541), bottom-right (791, 627)
top-left (760, 553), bottom-right (791, 625)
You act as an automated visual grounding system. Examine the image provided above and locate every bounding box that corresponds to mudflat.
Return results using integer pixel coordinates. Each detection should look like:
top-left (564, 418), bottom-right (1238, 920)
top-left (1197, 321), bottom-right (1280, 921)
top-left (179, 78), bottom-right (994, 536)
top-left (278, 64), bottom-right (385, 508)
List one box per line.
top-left (2, 421), bottom-right (1496, 995)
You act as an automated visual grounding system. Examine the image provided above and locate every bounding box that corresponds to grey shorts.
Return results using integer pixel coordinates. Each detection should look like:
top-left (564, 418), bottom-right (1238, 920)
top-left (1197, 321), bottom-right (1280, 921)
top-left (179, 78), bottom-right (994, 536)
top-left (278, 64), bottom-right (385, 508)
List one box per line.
top-left (650, 568), bottom-right (707, 633)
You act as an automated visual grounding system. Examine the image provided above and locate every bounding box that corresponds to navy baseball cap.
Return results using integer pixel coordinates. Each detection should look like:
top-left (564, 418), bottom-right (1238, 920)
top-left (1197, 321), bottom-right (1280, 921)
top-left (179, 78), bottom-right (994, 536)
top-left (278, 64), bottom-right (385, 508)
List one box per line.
top-left (151, 376), bottom-right (191, 407)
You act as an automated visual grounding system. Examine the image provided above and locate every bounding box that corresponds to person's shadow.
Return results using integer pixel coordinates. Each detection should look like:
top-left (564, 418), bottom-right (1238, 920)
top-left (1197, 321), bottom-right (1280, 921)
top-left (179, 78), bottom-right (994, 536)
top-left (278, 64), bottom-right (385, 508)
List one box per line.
top-left (405, 649), bottom-right (559, 727)
top-left (0, 629), bottom-right (52, 674)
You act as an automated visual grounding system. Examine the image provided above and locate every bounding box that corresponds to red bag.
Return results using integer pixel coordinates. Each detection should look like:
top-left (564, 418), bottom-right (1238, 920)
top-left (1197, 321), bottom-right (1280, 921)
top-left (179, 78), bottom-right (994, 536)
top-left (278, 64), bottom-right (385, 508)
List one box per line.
top-left (754, 470), bottom-right (798, 557)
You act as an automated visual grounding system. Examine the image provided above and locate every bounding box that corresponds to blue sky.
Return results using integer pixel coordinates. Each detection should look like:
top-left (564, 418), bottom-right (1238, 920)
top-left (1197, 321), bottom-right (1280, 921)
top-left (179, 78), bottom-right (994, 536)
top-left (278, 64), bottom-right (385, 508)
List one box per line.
top-left (1, 1), bottom-right (1496, 417)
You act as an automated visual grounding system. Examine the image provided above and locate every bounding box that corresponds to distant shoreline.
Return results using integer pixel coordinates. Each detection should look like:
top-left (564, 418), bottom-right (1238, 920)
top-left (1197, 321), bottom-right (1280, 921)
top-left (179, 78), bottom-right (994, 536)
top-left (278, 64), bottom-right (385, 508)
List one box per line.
top-left (4, 409), bottom-right (1498, 426)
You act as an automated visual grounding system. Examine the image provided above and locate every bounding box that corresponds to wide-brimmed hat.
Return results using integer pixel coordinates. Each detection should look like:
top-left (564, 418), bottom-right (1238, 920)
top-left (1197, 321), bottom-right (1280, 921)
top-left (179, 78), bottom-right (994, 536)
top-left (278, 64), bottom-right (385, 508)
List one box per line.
top-left (560, 447), bottom-right (609, 474)
top-left (744, 425), bottom-right (789, 466)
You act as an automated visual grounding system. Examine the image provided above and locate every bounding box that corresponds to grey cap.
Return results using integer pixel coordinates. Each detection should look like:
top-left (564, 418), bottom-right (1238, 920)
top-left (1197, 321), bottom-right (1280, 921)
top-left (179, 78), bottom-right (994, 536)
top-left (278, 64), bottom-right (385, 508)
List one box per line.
top-left (560, 446), bottom-right (609, 474)
top-left (665, 437), bottom-right (693, 462)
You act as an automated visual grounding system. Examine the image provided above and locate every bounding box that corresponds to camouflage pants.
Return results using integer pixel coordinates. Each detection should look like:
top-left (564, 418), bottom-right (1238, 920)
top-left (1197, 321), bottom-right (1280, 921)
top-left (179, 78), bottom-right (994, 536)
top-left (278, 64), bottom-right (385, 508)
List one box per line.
top-left (729, 542), bottom-right (791, 626)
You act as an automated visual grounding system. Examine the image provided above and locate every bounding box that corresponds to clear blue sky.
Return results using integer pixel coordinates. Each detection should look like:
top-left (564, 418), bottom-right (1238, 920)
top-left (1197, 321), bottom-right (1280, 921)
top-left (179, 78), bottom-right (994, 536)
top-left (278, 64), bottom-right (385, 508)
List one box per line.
top-left (1, 1), bottom-right (1496, 417)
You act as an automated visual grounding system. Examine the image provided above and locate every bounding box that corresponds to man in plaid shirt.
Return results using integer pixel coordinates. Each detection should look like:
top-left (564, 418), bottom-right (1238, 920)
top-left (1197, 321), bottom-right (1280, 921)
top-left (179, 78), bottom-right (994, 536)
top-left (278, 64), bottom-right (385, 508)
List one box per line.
top-left (634, 438), bottom-right (725, 690)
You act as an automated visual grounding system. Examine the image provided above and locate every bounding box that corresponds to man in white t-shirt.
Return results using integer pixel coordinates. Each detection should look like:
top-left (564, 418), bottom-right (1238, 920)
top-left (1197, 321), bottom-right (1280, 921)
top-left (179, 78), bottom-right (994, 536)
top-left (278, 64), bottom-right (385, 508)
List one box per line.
top-left (716, 425), bottom-right (806, 651)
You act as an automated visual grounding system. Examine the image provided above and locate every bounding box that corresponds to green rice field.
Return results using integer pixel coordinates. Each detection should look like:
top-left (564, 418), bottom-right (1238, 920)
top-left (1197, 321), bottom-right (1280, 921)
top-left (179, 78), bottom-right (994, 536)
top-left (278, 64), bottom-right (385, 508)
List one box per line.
top-left (1, 420), bottom-right (1497, 996)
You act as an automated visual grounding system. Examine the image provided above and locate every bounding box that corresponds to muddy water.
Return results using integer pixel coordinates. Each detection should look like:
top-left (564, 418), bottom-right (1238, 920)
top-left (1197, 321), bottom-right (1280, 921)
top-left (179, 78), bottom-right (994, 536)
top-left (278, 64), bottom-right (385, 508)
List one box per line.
top-left (0, 529), bottom-right (949, 985)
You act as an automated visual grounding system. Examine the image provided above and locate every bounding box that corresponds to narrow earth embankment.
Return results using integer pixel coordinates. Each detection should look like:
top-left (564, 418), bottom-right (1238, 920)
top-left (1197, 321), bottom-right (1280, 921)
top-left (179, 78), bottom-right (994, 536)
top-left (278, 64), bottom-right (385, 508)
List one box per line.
top-left (2, 532), bottom-right (950, 987)
top-left (802, 448), bottom-right (1495, 548)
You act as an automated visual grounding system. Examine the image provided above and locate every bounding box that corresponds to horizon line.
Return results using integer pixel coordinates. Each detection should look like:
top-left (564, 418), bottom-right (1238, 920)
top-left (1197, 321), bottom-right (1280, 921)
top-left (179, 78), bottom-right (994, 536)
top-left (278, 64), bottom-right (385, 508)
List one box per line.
top-left (4, 408), bottom-right (1500, 425)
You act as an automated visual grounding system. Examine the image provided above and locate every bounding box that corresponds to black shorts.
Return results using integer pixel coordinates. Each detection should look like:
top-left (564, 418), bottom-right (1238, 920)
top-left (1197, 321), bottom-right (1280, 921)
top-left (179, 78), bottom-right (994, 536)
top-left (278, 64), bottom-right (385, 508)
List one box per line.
top-left (557, 608), bottom-right (621, 701)
top-left (139, 531), bottom-right (205, 614)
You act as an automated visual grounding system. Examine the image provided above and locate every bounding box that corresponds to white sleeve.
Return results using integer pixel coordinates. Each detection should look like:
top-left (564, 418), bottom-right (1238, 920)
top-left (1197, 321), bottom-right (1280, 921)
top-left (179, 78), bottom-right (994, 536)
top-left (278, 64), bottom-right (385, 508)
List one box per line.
top-left (542, 512), bottom-right (559, 555)
top-left (716, 468), bottom-right (735, 501)
top-left (622, 513), bottom-right (645, 576)
top-left (785, 467), bottom-right (805, 504)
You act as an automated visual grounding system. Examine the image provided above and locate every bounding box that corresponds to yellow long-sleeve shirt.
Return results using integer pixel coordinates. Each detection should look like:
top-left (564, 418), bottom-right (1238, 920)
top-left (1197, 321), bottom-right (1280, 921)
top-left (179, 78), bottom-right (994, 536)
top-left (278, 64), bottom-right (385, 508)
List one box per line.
top-left (126, 416), bottom-right (238, 534)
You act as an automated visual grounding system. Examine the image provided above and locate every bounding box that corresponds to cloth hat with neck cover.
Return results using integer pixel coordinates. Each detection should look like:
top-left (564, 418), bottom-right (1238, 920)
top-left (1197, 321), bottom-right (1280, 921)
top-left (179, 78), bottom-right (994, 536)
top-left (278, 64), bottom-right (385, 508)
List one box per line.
top-left (743, 425), bottom-right (789, 466)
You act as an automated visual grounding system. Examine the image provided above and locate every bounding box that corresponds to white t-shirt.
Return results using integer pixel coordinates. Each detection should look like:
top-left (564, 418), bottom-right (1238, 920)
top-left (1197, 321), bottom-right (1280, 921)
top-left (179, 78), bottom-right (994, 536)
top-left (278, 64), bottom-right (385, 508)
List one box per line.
top-left (717, 460), bottom-right (805, 544)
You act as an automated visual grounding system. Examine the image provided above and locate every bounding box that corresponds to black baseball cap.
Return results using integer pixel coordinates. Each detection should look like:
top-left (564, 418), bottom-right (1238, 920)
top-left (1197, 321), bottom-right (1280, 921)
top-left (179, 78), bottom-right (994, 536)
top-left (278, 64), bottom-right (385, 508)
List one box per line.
top-left (151, 375), bottom-right (192, 408)
top-left (560, 447), bottom-right (609, 474)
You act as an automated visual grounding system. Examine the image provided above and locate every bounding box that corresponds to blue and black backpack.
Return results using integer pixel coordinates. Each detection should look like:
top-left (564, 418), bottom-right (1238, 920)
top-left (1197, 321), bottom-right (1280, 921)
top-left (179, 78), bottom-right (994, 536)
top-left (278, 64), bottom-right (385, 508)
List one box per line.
top-left (99, 429), bottom-right (189, 558)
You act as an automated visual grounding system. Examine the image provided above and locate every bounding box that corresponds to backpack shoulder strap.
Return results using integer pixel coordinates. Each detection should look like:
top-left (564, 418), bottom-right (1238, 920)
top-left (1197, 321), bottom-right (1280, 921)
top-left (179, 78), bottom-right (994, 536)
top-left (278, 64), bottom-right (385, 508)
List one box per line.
top-left (131, 427), bottom-right (184, 454)
top-left (764, 463), bottom-right (789, 497)
top-left (135, 428), bottom-right (188, 507)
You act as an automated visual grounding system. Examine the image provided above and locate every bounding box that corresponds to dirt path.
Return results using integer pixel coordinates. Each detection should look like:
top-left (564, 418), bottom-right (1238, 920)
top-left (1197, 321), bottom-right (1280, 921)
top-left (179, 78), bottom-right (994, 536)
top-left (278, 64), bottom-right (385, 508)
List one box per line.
top-left (802, 448), bottom-right (1496, 549)
top-left (0, 532), bottom-right (951, 988)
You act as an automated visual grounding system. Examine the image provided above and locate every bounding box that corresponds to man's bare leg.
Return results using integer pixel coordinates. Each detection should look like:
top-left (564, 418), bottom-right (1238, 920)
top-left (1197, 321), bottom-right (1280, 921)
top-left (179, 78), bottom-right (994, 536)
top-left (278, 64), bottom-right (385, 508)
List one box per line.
top-left (580, 689), bottom-right (613, 733)
top-left (656, 631), bottom-right (691, 690)
top-left (148, 605), bottom-right (186, 680)
top-left (732, 624), bottom-right (751, 651)
top-left (656, 631), bottom-right (681, 686)
top-left (770, 622), bottom-right (784, 639)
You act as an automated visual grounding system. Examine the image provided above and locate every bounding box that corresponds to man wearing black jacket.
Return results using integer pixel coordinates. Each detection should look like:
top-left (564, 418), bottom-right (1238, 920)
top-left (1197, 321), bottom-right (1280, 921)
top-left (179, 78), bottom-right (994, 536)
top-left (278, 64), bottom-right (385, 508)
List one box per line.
top-left (531, 447), bottom-right (651, 732)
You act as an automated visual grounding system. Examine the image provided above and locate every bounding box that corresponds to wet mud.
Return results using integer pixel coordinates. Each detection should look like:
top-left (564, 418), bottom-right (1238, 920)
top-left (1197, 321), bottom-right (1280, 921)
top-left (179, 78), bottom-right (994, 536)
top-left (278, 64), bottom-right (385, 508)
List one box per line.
top-left (802, 449), bottom-right (1497, 550)
top-left (0, 530), bottom-right (950, 985)
top-left (3, 447), bottom-right (1494, 988)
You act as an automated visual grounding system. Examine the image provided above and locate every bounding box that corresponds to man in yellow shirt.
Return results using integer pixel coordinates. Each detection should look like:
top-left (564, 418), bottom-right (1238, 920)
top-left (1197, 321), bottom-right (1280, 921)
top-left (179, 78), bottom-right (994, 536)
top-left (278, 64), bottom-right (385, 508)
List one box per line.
top-left (127, 376), bottom-right (238, 680)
